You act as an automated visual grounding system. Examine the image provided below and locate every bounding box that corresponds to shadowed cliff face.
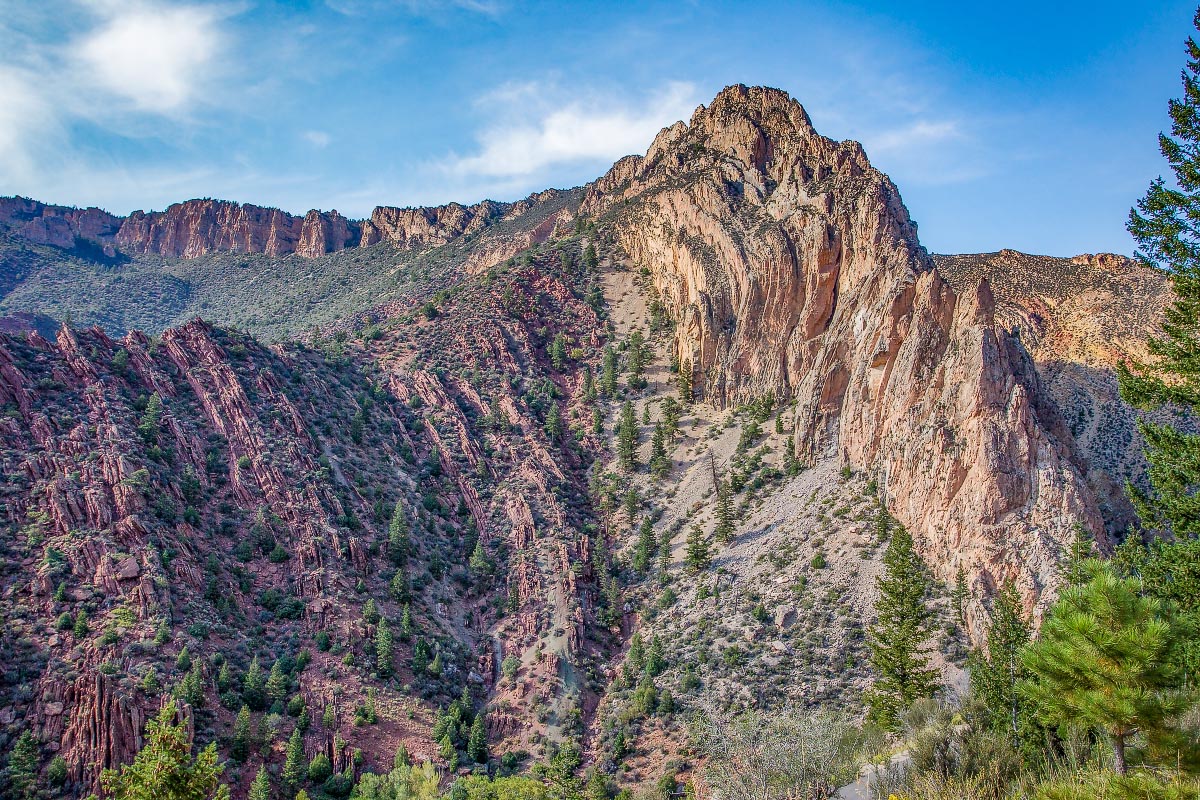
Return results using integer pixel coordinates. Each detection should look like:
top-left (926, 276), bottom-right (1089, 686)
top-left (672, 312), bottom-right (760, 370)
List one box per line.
top-left (581, 85), bottom-right (1112, 632)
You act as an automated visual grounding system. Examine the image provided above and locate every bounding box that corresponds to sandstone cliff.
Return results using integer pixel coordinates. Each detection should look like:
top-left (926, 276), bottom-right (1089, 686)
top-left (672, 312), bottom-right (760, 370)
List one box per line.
top-left (581, 85), bottom-right (1112, 630)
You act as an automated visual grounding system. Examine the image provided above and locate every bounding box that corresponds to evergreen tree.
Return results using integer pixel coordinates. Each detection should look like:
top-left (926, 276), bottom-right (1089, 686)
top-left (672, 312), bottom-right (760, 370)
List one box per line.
top-left (677, 358), bottom-right (693, 402)
top-left (659, 531), bottom-right (673, 572)
top-left (1121, 10), bottom-right (1200, 542)
top-left (7, 731), bottom-right (39, 800)
top-left (283, 727), bottom-right (305, 789)
top-left (592, 405), bottom-right (604, 436)
top-left (1020, 562), bottom-right (1197, 775)
top-left (100, 700), bottom-right (230, 800)
top-left (400, 604), bottom-right (414, 639)
top-left (376, 617), bottom-right (394, 676)
top-left (649, 422), bottom-right (670, 479)
top-left (138, 392), bottom-right (164, 443)
top-left (549, 333), bottom-right (569, 370)
top-left (865, 517), bottom-right (938, 729)
top-left (176, 645), bottom-right (192, 672)
top-left (467, 713), bottom-right (488, 764)
top-left (622, 488), bottom-right (640, 528)
top-left (584, 242), bottom-right (599, 270)
top-left (544, 401), bottom-right (563, 440)
top-left (247, 766), bottom-right (270, 800)
top-left (616, 401), bottom-right (639, 471)
top-left (231, 705), bottom-right (252, 761)
top-left (1064, 524), bottom-right (1096, 586)
top-left (951, 566), bottom-right (968, 626)
top-left (363, 599), bottom-right (381, 625)
top-left (969, 581), bottom-right (1037, 750)
top-left (633, 518), bottom-right (657, 573)
top-left (469, 539), bottom-right (493, 577)
top-left (243, 656), bottom-right (266, 710)
top-left (266, 659), bottom-right (289, 706)
top-left (600, 346), bottom-right (619, 397)
top-left (685, 525), bottom-right (712, 572)
top-left (783, 434), bottom-right (800, 476)
top-left (714, 480), bottom-right (735, 544)
top-left (388, 502), bottom-right (411, 568)
top-left (389, 569), bottom-right (410, 603)
top-left (307, 752), bottom-right (332, 784)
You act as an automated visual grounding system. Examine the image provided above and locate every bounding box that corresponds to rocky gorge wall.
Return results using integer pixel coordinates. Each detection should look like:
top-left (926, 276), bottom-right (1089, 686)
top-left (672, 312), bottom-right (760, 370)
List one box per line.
top-left (582, 85), bottom-right (1117, 631)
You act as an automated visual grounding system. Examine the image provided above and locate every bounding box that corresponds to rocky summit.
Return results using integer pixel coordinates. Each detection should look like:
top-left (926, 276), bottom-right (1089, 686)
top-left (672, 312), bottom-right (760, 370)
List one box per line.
top-left (0, 85), bottom-right (1173, 797)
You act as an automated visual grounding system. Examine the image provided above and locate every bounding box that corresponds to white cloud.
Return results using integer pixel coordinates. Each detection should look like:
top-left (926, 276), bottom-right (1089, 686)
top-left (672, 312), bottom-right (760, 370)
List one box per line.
top-left (72, 1), bottom-right (224, 113)
top-left (868, 120), bottom-right (962, 154)
top-left (303, 130), bottom-right (332, 148)
top-left (324, 0), bottom-right (502, 16)
top-left (445, 81), bottom-right (699, 180)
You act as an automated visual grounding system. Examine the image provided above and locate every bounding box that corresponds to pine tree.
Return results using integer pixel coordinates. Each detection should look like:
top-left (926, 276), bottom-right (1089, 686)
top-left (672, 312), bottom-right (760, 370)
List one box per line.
top-left (467, 713), bottom-right (488, 764)
top-left (231, 705), bottom-right (251, 761)
top-left (243, 656), bottom-right (266, 710)
top-left (600, 346), bottom-right (619, 397)
top-left (783, 434), bottom-right (800, 476)
top-left (1120, 11), bottom-right (1200, 543)
top-left (283, 727), bottom-right (305, 789)
top-left (649, 422), bottom-right (670, 479)
top-left (138, 392), bottom-right (164, 443)
top-left (970, 582), bottom-right (1036, 750)
top-left (389, 569), bottom-right (410, 603)
top-left (865, 517), bottom-right (938, 729)
top-left (622, 488), bottom-right (640, 528)
top-left (100, 699), bottom-right (230, 800)
top-left (1064, 524), bottom-right (1096, 586)
top-left (469, 539), bottom-right (492, 576)
top-left (1020, 562), bottom-right (1197, 775)
top-left (400, 604), bottom-right (414, 639)
top-left (376, 617), bottom-right (394, 676)
top-left (363, 598), bottom-right (381, 625)
top-left (714, 480), bottom-right (735, 544)
top-left (616, 401), bottom-right (639, 471)
top-left (951, 566), bottom-right (968, 626)
top-left (543, 401), bottom-right (562, 440)
top-left (658, 530), bottom-right (673, 572)
top-left (7, 731), bottom-right (39, 800)
top-left (584, 242), bottom-right (599, 271)
top-left (266, 660), bottom-right (288, 707)
top-left (677, 358), bottom-right (693, 402)
top-left (685, 525), bottom-right (711, 572)
top-left (549, 332), bottom-right (568, 370)
top-left (176, 645), bottom-right (192, 672)
top-left (388, 502), bottom-right (411, 569)
top-left (633, 518), bottom-right (657, 573)
top-left (247, 766), bottom-right (270, 800)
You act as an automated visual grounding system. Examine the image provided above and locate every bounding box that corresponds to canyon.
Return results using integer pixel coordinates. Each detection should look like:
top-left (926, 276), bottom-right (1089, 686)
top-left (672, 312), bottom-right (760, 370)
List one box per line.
top-left (0, 85), bottom-right (1168, 796)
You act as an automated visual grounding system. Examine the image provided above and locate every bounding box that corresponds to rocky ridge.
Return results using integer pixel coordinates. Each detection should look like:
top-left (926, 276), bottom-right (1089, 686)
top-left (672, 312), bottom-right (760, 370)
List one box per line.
top-left (0, 192), bottom-right (571, 262)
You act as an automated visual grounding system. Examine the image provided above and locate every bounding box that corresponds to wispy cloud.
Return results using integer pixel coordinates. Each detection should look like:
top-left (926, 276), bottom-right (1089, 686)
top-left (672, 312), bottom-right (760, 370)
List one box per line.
top-left (443, 81), bottom-right (699, 182)
top-left (302, 130), bottom-right (333, 148)
top-left (72, 0), bottom-right (226, 113)
top-left (323, 0), bottom-right (503, 17)
top-left (0, 0), bottom-right (234, 203)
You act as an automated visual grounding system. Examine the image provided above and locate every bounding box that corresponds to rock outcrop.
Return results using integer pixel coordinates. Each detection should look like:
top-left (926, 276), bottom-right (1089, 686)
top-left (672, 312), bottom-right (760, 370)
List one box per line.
top-left (581, 85), bottom-right (1109, 629)
top-left (0, 194), bottom-right (569, 261)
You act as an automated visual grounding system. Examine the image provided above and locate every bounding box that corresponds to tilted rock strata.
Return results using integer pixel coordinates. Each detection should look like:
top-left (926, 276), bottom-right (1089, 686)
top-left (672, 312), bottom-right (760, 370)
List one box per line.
top-left (582, 85), bottom-right (1108, 630)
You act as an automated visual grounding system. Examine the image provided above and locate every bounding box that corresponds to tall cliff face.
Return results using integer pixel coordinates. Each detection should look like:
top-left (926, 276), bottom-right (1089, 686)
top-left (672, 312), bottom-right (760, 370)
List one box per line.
top-left (582, 85), bottom-right (1106, 626)
top-left (0, 194), bottom-right (570, 262)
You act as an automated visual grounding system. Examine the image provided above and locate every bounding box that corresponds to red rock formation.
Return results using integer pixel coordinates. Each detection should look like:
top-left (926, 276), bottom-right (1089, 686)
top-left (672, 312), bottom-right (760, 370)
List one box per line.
top-left (582, 84), bottom-right (1106, 629)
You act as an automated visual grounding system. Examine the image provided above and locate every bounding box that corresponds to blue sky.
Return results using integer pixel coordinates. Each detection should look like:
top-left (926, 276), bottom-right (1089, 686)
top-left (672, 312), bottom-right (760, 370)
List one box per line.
top-left (0, 0), bottom-right (1195, 256)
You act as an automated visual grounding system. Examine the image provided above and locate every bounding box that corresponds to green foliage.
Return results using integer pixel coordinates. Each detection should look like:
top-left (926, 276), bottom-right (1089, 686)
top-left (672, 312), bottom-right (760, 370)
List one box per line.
top-left (7, 731), bottom-right (40, 800)
top-left (549, 333), bottom-right (568, 370)
top-left (633, 517), bottom-right (657, 573)
top-left (969, 581), bottom-right (1041, 754)
top-left (714, 479), bottom-right (735, 544)
top-left (649, 422), bottom-right (670, 479)
top-left (100, 700), bottom-right (230, 800)
top-left (685, 525), bottom-right (711, 572)
top-left (138, 392), bottom-right (163, 443)
top-left (543, 401), bottom-right (563, 440)
top-left (616, 401), bottom-right (639, 471)
top-left (308, 752), bottom-right (333, 784)
top-left (267, 659), bottom-right (289, 706)
top-left (468, 713), bottom-right (488, 764)
top-left (389, 502), bottom-right (412, 569)
top-left (376, 617), bottom-right (394, 676)
top-left (1020, 561), bottom-right (1198, 775)
top-left (247, 766), bottom-right (270, 800)
top-left (600, 346), bottom-right (618, 397)
top-left (677, 358), bottom-right (693, 402)
top-left (231, 705), bottom-right (252, 761)
top-left (866, 515), bottom-right (938, 729)
top-left (243, 656), bottom-right (267, 710)
top-left (284, 726), bottom-right (306, 789)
